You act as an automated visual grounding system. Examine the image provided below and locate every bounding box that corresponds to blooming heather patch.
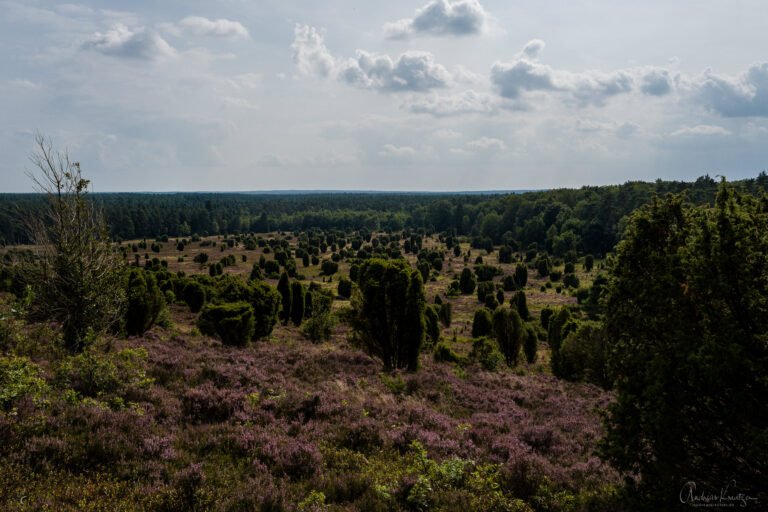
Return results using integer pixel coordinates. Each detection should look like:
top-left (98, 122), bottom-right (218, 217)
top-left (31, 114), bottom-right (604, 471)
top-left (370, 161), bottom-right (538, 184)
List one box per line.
top-left (0, 324), bottom-right (620, 510)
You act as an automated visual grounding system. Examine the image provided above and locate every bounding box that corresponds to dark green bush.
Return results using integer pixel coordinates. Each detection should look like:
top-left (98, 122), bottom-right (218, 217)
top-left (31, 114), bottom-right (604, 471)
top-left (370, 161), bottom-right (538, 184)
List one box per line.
top-left (459, 268), bottom-right (476, 294)
top-left (492, 306), bottom-right (524, 366)
top-left (471, 308), bottom-right (493, 338)
top-left (125, 269), bottom-right (165, 336)
top-left (290, 281), bottom-right (305, 326)
top-left (337, 277), bottom-right (353, 299)
top-left (197, 302), bottom-right (255, 346)
top-left (182, 281), bottom-right (206, 313)
top-left (469, 337), bottom-right (504, 371)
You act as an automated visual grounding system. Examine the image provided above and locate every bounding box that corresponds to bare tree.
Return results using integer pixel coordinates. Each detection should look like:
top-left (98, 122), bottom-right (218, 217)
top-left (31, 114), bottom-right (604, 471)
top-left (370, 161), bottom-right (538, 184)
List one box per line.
top-left (24, 135), bottom-right (125, 352)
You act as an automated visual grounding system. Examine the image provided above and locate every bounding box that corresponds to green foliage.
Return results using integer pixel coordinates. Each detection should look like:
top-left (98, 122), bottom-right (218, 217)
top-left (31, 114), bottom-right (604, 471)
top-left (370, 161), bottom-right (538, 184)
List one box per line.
top-left (492, 306), bottom-right (524, 366)
top-left (547, 308), bottom-right (575, 375)
top-left (512, 291), bottom-right (530, 321)
top-left (24, 138), bottom-right (126, 352)
top-left (471, 307), bottom-right (494, 338)
top-left (558, 321), bottom-right (610, 387)
top-left (424, 304), bottom-right (441, 345)
top-left (562, 273), bottom-right (580, 289)
top-left (438, 302), bottom-right (452, 327)
top-left (125, 269), bottom-right (165, 336)
top-left (350, 258), bottom-right (425, 371)
top-left (337, 277), bottom-right (353, 299)
top-left (300, 307), bottom-right (336, 343)
top-left (320, 260), bottom-right (338, 275)
top-left (197, 302), bottom-right (255, 346)
top-left (182, 280), bottom-right (206, 313)
top-left (536, 256), bottom-right (551, 277)
top-left (469, 337), bottom-right (504, 371)
top-left (540, 307), bottom-right (554, 330)
top-left (277, 272), bottom-right (291, 325)
top-left (513, 263), bottom-right (528, 288)
top-left (0, 355), bottom-right (49, 411)
top-left (290, 281), bottom-right (306, 326)
top-left (602, 185), bottom-right (768, 506)
top-left (476, 281), bottom-right (495, 303)
top-left (474, 264), bottom-right (500, 282)
top-left (459, 267), bottom-right (476, 294)
top-left (433, 342), bottom-right (463, 364)
top-left (54, 347), bottom-right (152, 408)
top-left (523, 325), bottom-right (538, 364)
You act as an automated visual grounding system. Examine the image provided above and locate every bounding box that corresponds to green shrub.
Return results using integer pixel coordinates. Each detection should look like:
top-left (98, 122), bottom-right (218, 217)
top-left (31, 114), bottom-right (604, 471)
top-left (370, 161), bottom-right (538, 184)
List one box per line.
top-left (513, 291), bottom-right (530, 321)
top-left (424, 305), bottom-right (441, 345)
top-left (459, 268), bottom-right (476, 294)
top-left (290, 281), bottom-right (306, 326)
top-left (125, 269), bottom-right (165, 336)
top-left (0, 355), bottom-right (49, 411)
top-left (277, 272), bottom-right (291, 325)
top-left (433, 342), bottom-right (463, 364)
top-left (523, 325), bottom-right (538, 363)
top-left (321, 260), bottom-right (338, 275)
top-left (492, 306), bottom-right (524, 366)
top-left (350, 259), bottom-right (425, 371)
top-left (476, 281), bottom-right (495, 303)
top-left (182, 281), bottom-right (206, 313)
top-left (337, 277), bottom-right (353, 299)
top-left (438, 302), bottom-right (452, 327)
top-left (513, 264), bottom-right (528, 288)
top-left (471, 308), bottom-right (493, 338)
top-left (197, 302), bottom-right (255, 346)
top-left (559, 321), bottom-right (610, 387)
top-left (469, 337), bottom-right (504, 371)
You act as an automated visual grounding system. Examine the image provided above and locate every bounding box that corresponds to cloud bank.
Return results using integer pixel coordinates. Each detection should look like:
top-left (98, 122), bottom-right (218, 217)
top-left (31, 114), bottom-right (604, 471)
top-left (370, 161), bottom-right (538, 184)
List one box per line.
top-left (384, 0), bottom-right (490, 39)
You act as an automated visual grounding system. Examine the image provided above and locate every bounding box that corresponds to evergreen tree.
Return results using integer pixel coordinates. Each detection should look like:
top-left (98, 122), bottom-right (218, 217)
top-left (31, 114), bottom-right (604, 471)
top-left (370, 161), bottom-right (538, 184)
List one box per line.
top-left (350, 259), bottom-right (425, 371)
top-left (125, 269), bottom-right (165, 336)
top-left (290, 281), bottom-right (305, 326)
top-left (277, 272), bottom-right (291, 325)
top-left (513, 263), bottom-right (528, 288)
top-left (459, 267), bottom-right (476, 294)
top-left (602, 187), bottom-right (768, 507)
top-left (492, 306), bottom-right (524, 366)
top-left (513, 291), bottom-right (530, 320)
top-left (471, 307), bottom-right (493, 338)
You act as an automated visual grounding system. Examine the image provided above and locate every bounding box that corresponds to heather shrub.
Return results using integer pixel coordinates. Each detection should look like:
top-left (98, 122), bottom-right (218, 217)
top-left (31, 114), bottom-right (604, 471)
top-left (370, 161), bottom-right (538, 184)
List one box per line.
top-left (197, 302), bottom-right (255, 346)
top-left (471, 307), bottom-right (493, 338)
top-left (470, 337), bottom-right (504, 371)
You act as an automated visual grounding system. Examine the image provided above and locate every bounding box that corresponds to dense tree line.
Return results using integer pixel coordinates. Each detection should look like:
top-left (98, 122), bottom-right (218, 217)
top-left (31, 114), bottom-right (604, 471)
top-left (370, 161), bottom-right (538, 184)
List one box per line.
top-left (2, 174), bottom-right (766, 256)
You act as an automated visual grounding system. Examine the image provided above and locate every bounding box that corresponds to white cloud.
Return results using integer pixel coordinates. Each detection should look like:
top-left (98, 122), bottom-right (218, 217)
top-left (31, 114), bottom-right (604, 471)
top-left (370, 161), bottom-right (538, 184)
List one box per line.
top-left (176, 16), bottom-right (249, 38)
top-left (379, 144), bottom-right (418, 157)
top-left (694, 63), bottom-right (768, 117)
top-left (292, 24), bottom-right (450, 93)
top-left (82, 24), bottom-right (175, 60)
top-left (671, 124), bottom-right (731, 136)
top-left (340, 50), bottom-right (450, 92)
top-left (640, 67), bottom-right (673, 96)
top-left (467, 136), bottom-right (507, 151)
top-left (384, 0), bottom-right (490, 39)
top-left (291, 25), bottom-right (336, 77)
top-left (491, 39), bottom-right (634, 107)
top-left (406, 89), bottom-right (497, 116)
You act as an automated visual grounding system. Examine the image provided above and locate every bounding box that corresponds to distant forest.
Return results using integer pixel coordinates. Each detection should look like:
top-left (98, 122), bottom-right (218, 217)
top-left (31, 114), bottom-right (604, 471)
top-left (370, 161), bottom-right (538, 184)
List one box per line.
top-left (1, 173), bottom-right (767, 256)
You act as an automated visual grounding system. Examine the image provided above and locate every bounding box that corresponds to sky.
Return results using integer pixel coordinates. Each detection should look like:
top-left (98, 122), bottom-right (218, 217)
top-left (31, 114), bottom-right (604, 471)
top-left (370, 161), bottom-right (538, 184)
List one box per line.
top-left (1, 0), bottom-right (767, 192)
